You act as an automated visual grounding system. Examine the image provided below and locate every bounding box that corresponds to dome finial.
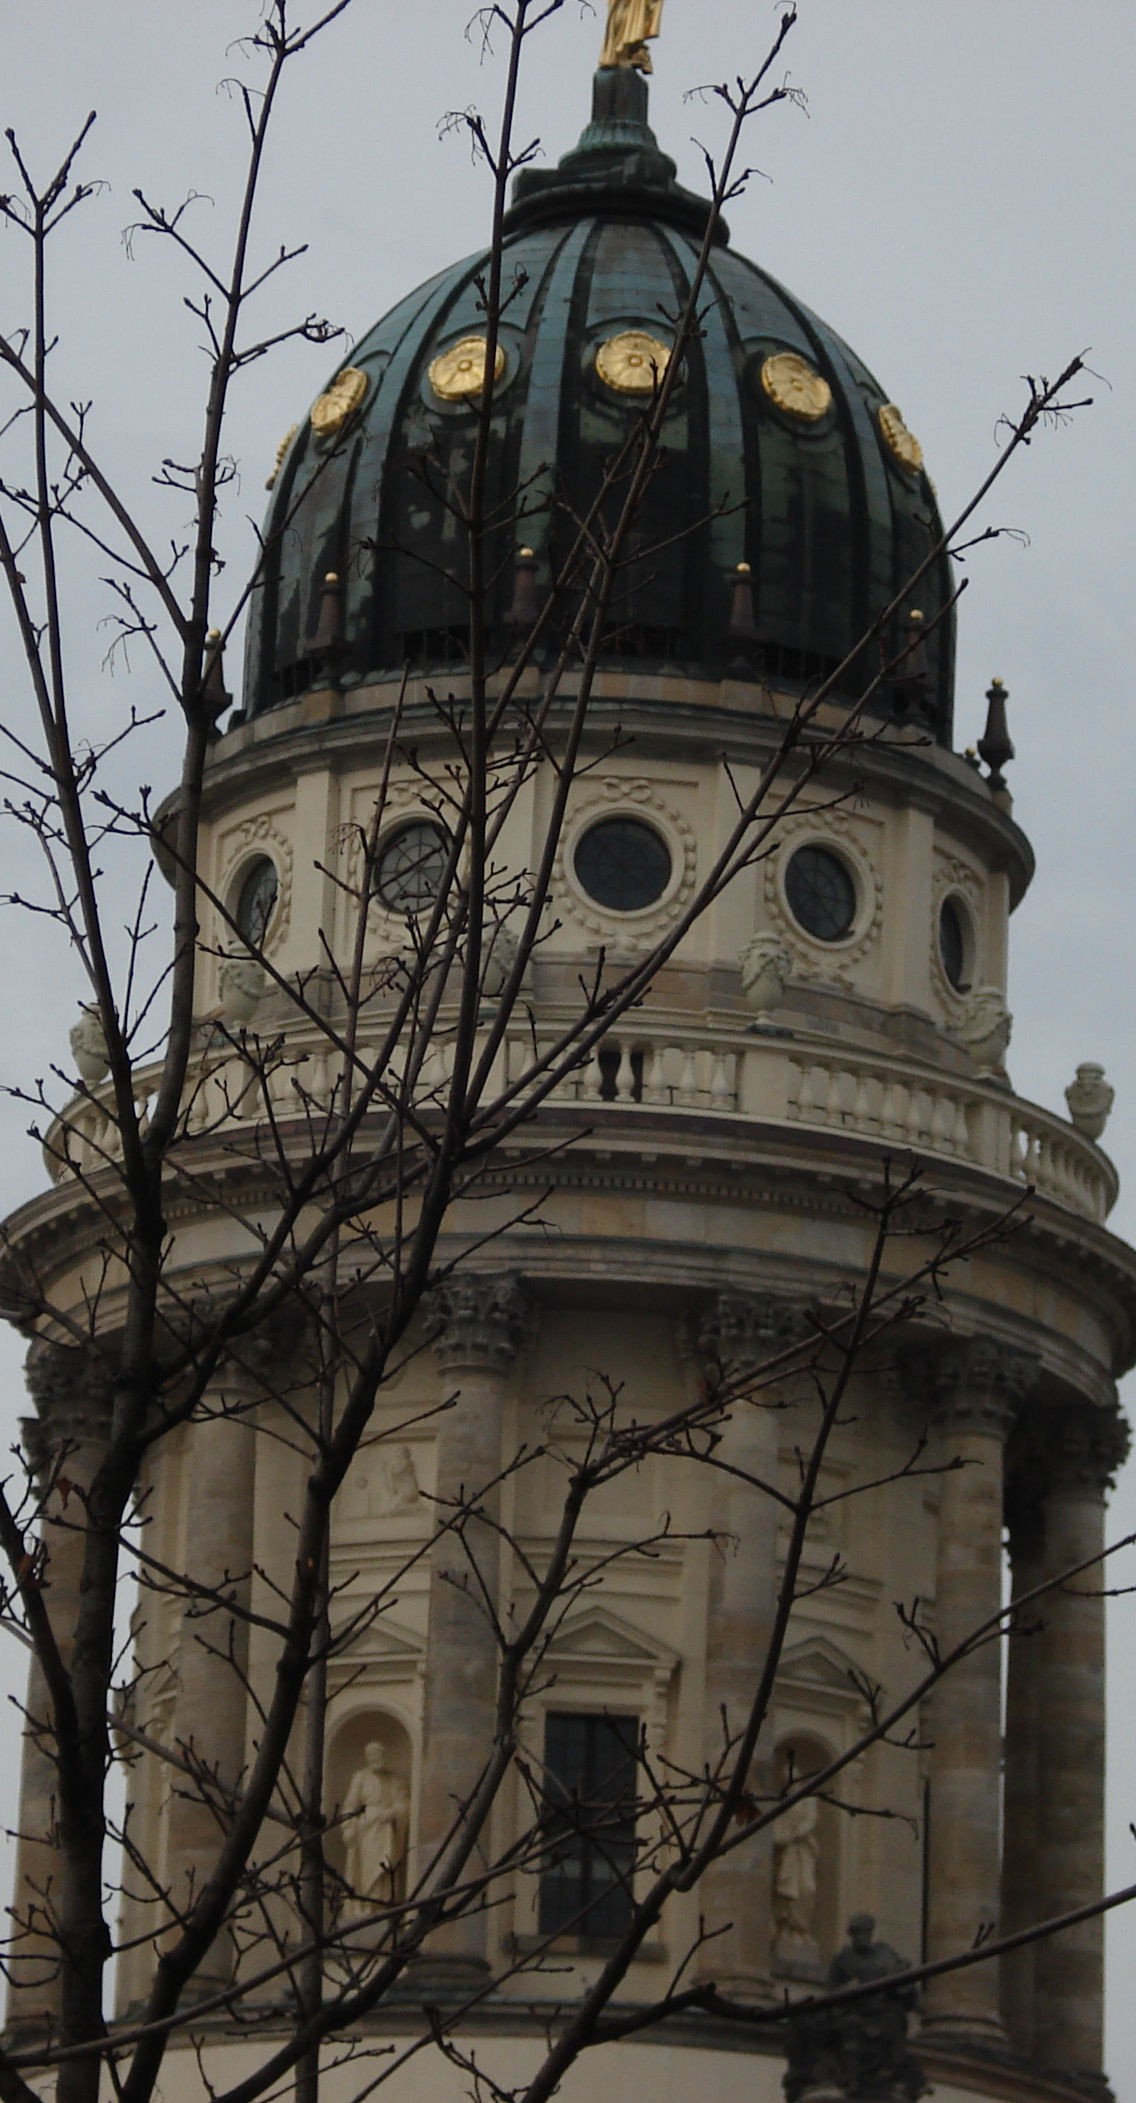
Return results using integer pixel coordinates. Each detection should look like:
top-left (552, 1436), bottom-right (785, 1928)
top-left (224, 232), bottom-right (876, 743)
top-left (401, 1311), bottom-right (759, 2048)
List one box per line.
top-left (599, 0), bottom-right (663, 75)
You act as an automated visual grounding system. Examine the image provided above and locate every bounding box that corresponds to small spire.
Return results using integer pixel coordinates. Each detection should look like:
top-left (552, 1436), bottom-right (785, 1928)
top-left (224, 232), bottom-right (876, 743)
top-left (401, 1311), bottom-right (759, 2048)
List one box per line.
top-left (724, 561), bottom-right (761, 672)
top-left (303, 570), bottom-right (346, 688)
top-left (505, 546), bottom-right (541, 644)
top-left (978, 676), bottom-right (1014, 791)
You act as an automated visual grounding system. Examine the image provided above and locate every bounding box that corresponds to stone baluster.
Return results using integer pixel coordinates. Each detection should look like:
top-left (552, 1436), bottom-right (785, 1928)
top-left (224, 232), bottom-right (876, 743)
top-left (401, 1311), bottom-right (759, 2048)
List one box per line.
top-left (919, 1338), bottom-right (1035, 2043)
top-left (1032, 1403), bottom-right (1128, 2088)
top-left (694, 1290), bottom-right (812, 1998)
top-left (162, 1333), bottom-right (269, 1982)
top-left (8, 1340), bottom-right (114, 2036)
top-left (418, 1274), bottom-right (529, 1976)
top-left (1000, 1454), bottom-right (1047, 2056)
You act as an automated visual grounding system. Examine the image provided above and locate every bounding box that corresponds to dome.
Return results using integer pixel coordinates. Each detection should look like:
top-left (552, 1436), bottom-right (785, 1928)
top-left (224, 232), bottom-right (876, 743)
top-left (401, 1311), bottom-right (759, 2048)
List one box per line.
top-left (243, 69), bottom-right (954, 739)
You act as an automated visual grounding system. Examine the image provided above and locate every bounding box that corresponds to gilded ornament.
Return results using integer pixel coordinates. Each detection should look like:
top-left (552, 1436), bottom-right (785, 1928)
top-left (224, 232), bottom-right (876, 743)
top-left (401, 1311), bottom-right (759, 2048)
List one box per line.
top-left (599, 0), bottom-right (664, 73)
top-left (878, 401), bottom-right (924, 473)
top-left (428, 336), bottom-right (507, 403)
top-left (595, 330), bottom-right (672, 396)
top-left (310, 367), bottom-right (369, 440)
top-left (760, 351), bottom-right (832, 423)
top-left (265, 423), bottom-right (299, 491)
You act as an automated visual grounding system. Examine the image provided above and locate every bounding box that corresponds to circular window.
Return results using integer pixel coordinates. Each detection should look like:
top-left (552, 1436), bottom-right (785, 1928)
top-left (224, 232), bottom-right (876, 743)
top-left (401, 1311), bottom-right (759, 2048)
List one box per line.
top-left (938, 896), bottom-right (970, 991)
top-left (375, 820), bottom-right (448, 912)
top-left (574, 816), bottom-right (672, 913)
top-left (235, 856), bottom-right (279, 947)
top-left (784, 844), bottom-right (857, 942)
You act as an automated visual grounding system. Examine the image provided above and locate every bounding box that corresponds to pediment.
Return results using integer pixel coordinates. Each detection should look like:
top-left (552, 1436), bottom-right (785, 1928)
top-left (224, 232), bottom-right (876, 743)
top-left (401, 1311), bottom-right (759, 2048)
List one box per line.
top-left (544, 1605), bottom-right (680, 1673)
top-left (777, 1634), bottom-right (864, 1696)
top-left (330, 1611), bottom-right (424, 1663)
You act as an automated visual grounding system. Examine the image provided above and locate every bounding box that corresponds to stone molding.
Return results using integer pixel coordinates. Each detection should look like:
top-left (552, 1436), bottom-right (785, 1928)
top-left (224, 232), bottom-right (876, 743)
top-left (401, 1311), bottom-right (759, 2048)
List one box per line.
top-left (430, 1273), bottom-right (530, 1373)
top-left (23, 1338), bottom-right (115, 1472)
top-left (697, 1289), bottom-right (814, 1384)
top-left (912, 1335), bottom-right (1038, 1440)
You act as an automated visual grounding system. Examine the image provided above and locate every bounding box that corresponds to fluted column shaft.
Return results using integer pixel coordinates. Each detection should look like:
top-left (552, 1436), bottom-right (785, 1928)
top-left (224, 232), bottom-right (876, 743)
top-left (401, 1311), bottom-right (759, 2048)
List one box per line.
top-left (418, 1276), bottom-right (527, 1974)
top-left (695, 1292), bottom-right (810, 1997)
top-left (1033, 1406), bottom-right (1127, 2085)
top-left (1000, 1478), bottom-right (1045, 2056)
top-left (7, 1342), bottom-right (113, 2035)
top-left (163, 1352), bottom-right (262, 1969)
top-left (921, 1340), bottom-right (1034, 2042)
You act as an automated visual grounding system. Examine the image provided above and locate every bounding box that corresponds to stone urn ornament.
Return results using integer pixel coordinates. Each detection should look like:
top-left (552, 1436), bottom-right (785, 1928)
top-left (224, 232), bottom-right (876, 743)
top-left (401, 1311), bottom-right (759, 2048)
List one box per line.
top-left (741, 932), bottom-right (792, 1020)
top-left (952, 985), bottom-right (1012, 1071)
top-left (69, 1002), bottom-right (110, 1086)
top-left (1065, 1062), bottom-right (1114, 1142)
top-left (217, 954), bottom-right (267, 1028)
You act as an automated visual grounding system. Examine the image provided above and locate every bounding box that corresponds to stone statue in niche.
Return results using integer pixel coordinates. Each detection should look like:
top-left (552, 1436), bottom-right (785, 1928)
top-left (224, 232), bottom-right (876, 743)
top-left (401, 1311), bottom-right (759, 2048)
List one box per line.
top-left (773, 1793), bottom-right (820, 1973)
top-left (783, 1913), bottom-right (926, 2102)
top-left (341, 1738), bottom-right (409, 1912)
top-left (364, 1442), bottom-right (422, 1518)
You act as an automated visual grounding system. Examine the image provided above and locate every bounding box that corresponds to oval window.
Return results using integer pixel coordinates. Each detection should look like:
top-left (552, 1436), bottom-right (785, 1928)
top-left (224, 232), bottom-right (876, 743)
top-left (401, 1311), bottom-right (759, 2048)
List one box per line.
top-left (938, 896), bottom-right (970, 991)
top-left (574, 816), bottom-right (672, 913)
top-left (235, 856), bottom-right (279, 947)
top-left (784, 844), bottom-right (856, 942)
top-left (375, 821), bottom-right (449, 912)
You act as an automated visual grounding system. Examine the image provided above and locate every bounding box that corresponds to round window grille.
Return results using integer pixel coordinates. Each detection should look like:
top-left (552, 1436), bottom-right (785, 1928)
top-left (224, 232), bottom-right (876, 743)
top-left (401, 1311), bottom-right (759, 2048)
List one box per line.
top-left (235, 856), bottom-right (279, 947)
top-left (784, 844), bottom-right (857, 943)
top-left (574, 816), bottom-right (672, 913)
top-left (375, 821), bottom-right (449, 912)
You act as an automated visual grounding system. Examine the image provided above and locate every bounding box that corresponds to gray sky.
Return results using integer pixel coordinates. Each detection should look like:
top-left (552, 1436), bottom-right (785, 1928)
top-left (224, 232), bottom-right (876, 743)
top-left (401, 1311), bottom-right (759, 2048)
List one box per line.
top-left (1, 0), bottom-right (1134, 2080)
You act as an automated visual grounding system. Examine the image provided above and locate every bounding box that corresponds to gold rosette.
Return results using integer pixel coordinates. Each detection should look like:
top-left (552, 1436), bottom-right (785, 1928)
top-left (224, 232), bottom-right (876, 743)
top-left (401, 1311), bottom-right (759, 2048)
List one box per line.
top-left (595, 330), bottom-right (672, 395)
top-left (428, 337), bottom-right (507, 402)
top-left (878, 402), bottom-right (924, 473)
top-left (760, 351), bottom-right (832, 423)
top-left (310, 368), bottom-right (369, 440)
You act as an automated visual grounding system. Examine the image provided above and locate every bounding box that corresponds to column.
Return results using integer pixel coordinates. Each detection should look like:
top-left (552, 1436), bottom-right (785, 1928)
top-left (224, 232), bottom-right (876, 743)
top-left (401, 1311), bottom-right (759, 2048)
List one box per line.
top-left (7, 1340), bottom-right (113, 2036)
top-left (1000, 1454), bottom-right (1046, 2056)
top-left (417, 1274), bottom-right (528, 1976)
top-left (695, 1290), bottom-right (811, 1999)
top-left (1032, 1403), bottom-right (1128, 2088)
top-left (920, 1338), bottom-right (1035, 2043)
top-left (162, 1338), bottom-right (264, 1982)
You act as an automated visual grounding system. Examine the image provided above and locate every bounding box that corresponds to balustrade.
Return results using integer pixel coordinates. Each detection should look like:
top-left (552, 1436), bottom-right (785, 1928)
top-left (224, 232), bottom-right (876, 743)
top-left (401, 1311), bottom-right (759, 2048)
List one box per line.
top-left (43, 1016), bottom-right (1117, 1225)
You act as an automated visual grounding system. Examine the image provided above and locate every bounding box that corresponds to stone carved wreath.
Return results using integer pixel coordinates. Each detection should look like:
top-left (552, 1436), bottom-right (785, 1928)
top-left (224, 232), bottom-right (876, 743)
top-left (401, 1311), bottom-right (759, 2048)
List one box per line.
top-left (764, 808), bottom-right (882, 988)
top-left (555, 776), bottom-right (698, 950)
top-left (217, 811), bottom-right (294, 956)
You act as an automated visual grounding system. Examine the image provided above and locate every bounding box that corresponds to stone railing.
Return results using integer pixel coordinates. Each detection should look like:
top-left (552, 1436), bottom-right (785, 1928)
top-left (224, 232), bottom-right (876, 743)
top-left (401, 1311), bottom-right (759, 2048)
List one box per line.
top-left (43, 1018), bottom-right (1118, 1226)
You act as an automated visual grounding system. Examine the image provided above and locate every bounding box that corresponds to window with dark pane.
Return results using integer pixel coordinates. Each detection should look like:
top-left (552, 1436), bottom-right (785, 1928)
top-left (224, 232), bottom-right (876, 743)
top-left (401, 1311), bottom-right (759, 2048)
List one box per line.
top-left (574, 817), bottom-right (671, 913)
top-left (784, 844), bottom-right (856, 942)
top-left (235, 857), bottom-right (279, 947)
top-left (374, 821), bottom-right (448, 912)
top-left (938, 896), bottom-right (969, 990)
top-left (539, 1711), bottom-right (638, 1939)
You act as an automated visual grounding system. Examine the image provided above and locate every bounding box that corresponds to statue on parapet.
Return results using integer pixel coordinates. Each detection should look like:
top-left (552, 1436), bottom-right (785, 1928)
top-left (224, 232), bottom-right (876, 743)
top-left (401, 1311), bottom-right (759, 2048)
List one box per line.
top-left (783, 1912), bottom-right (927, 2102)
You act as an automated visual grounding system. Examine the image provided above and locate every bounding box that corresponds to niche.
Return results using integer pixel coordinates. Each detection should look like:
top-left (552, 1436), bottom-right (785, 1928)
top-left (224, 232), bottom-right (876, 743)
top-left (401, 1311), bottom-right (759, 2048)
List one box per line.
top-left (772, 1732), bottom-right (840, 1978)
top-left (327, 1712), bottom-right (413, 1920)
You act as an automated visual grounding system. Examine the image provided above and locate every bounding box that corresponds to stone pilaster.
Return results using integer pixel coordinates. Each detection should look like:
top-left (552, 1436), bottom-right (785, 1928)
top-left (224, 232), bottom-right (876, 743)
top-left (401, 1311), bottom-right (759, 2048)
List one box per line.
top-left (918, 1337), bottom-right (1036, 2045)
top-left (1032, 1403), bottom-right (1128, 2089)
top-left (162, 1337), bottom-right (267, 1980)
top-left (7, 1339), bottom-right (114, 2036)
top-left (694, 1290), bottom-right (812, 1999)
top-left (1000, 1461), bottom-right (1046, 2057)
top-left (418, 1274), bottom-right (529, 1975)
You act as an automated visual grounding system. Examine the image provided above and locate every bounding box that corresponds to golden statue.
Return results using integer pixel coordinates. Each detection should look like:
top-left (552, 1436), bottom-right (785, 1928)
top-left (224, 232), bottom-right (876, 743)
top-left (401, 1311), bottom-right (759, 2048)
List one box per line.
top-left (599, 0), bottom-right (663, 73)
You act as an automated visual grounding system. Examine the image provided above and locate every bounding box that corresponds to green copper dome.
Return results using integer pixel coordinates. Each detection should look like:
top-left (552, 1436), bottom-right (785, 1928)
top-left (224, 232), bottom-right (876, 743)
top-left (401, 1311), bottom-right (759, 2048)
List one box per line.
top-left (243, 70), bottom-right (954, 739)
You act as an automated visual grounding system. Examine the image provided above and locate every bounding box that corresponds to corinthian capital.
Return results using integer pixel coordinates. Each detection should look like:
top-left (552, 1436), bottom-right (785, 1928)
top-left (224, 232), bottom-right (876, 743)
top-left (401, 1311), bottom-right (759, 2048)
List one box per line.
top-left (912, 1335), bottom-right (1038, 1440)
top-left (1047, 1403), bottom-right (1130, 1499)
top-left (430, 1274), bottom-right (530, 1373)
top-left (23, 1337), bottom-right (115, 1474)
top-left (697, 1290), bottom-right (813, 1385)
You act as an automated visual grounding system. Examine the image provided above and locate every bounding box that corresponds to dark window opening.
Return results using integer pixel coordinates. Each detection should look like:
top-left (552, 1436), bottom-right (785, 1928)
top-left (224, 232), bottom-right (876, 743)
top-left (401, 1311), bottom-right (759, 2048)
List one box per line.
top-left (539, 1711), bottom-right (638, 1941)
top-left (784, 843), bottom-right (857, 943)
